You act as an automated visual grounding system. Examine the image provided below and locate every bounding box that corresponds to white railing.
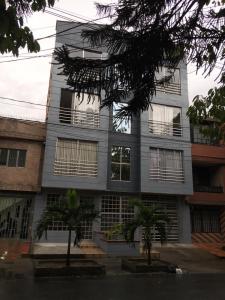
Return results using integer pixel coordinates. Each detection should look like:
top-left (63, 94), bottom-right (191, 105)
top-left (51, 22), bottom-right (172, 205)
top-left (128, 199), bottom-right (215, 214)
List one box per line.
top-left (59, 108), bottom-right (100, 128)
top-left (156, 82), bottom-right (181, 95)
top-left (54, 160), bottom-right (98, 177)
top-left (149, 168), bottom-right (184, 182)
top-left (148, 120), bottom-right (182, 136)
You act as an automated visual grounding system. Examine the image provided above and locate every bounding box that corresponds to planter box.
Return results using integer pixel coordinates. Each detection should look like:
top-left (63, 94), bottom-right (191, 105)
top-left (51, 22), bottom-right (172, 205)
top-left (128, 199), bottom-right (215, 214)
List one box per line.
top-left (93, 231), bottom-right (140, 256)
top-left (121, 257), bottom-right (177, 273)
top-left (34, 259), bottom-right (105, 277)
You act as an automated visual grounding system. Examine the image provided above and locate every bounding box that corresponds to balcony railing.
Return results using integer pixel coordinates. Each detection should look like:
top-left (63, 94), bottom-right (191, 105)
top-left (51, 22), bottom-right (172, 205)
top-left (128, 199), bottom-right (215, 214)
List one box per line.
top-left (59, 108), bottom-right (100, 128)
top-left (156, 82), bottom-right (181, 95)
top-left (149, 168), bottom-right (184, 182)
top-left (54, 160), bottom-right (98, 177)
top-left (149, 120), bottom-right (182, 137)
top-left (194, 185), bottom-right (224, 193)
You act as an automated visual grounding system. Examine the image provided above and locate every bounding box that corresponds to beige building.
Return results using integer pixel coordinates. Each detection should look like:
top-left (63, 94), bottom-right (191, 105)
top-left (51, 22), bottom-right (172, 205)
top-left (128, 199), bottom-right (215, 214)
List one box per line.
top-left (0, 117), bottom-right (46, 239)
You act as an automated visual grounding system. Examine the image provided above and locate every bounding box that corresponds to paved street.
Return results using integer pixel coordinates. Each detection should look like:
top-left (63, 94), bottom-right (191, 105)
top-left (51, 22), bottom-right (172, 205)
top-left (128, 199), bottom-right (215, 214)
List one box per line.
top-left (1, 274), bottom-right (225, 300)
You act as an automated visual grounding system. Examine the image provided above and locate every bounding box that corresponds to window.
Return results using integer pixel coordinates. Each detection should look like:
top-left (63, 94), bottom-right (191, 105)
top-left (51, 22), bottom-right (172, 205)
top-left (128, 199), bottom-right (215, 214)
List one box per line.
top-left (46, 194), bottom-right (94, 238)
top-left (0, 149), bottom-right (26, 167)
top-left (113, 103), bottom-right (131, 134)
top-left (101, 195), bottom-right (134, 231)
top-left (149, 104), bottom-right (182, 136)
top-left (191, 207), bottom-right (221, 233)
top-left (155, 67), bottom-right (181, 94)
top-left (46, 194), bottom-right (68, 231)
top-left (111, 146), bottom-right (131, 181)
top-left (54, 139), bottom-right (98, 177)
top-left (150, 148), bottom-right (184, 182)
top-left (59, 90), bottom-right (100, 128)
top-left (142, 195), bottom-right (179, 242)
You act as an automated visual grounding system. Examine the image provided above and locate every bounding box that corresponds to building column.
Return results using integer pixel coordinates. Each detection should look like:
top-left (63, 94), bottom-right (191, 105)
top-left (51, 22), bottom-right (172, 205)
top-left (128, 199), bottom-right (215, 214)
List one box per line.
top-left (177, 197), bottom-right (192, 244)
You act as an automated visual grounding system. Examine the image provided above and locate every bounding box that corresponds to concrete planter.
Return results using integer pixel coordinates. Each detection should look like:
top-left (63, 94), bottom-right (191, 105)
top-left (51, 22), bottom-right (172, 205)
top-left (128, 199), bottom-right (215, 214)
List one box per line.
top-left (94, 231), bottom-right (140, 256)
top-left (121, 257), bottom-right (177, 273)
top-left (34, 259), bottom-right (106, 277)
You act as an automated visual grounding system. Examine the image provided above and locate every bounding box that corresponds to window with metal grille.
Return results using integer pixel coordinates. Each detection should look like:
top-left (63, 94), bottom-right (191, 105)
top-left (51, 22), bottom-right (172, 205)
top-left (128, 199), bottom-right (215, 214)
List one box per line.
top-left (149, 104), bottom-right (182, 136)
top-left (142, 195), bottom-right (179, 242)
top-left (101, 195), bottom-right (134, 231)
top-left (191, 207), bottom-right (221, 233)
top-left (46, 194), bottom-right (68, 231)
top-left (155, 67), bottom-right (181, 95)
top-left (0, 148), bottom-right (26, 167)
top-left (111, 146), bottom-right (131, 181)
top-left (54, 139), bottom-right (98, 177)
top-left (150, 148), bottom-right (184, 182)
top-left (46, 194), bottom-right (94, 238)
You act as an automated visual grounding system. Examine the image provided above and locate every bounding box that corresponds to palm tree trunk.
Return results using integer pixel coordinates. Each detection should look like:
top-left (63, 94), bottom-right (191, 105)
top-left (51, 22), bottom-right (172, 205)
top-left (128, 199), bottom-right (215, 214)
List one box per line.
top-left (147, 240), bottom-right (152, 265)
top-left (66, 228), bottom-right (72, 267)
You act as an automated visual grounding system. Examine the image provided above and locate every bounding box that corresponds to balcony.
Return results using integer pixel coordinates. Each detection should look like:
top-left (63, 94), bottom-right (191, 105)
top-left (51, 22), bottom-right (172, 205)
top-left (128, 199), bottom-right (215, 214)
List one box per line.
top-left (190, 126), bottom-right (220, 146)
top-left (194, 185), bottom-right (223, 193)
top-left (59, 108), bottom-right (100, 128)
top-left (156, 82), bottom-right (181, 95)
top-left (149, 167), bottom-right (184, 183)
top-left (149, 120), bottom-right (182, 137)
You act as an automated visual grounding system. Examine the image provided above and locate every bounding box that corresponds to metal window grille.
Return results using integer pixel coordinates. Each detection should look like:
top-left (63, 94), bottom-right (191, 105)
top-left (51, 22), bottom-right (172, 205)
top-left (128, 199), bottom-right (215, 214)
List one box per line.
top-left (46, 194), bottom-right (94, 239)
top-left (46, 194), bottom-right (68, 231)
top-left (149, 148), bottom-right (184, 183)
top-left (101, 195), bottom-right (134, 231)
top-left (191, 207), bottom-right (221, 233)
top-left (142, 194), bottom-right (179, 242)
top-left (54, 139), bottom-right (98, 177)
top-left (0, 197), bottom-right (32, 239)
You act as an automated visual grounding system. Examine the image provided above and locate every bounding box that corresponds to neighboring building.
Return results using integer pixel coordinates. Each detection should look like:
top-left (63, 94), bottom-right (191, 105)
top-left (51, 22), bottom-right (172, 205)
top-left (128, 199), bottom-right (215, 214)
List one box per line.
top-left (0, 117), bottom-right (46, 239)
top-left (188, 126), bottom-right (225, 244)
top-left (32, 21), bottom-right (193, 248)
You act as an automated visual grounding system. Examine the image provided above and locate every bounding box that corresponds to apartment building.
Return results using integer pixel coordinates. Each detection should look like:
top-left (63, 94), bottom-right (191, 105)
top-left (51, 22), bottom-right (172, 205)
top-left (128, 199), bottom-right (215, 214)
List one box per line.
top-left (0, 117), bottom-right (46, 240)
top-left (188, 127), bottom-right (225, 244)
top-left (32, 21), bottom-right (193, 248)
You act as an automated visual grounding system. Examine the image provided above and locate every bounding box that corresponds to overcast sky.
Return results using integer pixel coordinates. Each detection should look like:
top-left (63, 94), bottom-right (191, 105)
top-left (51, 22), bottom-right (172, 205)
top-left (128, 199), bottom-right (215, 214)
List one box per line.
top-left (0, 0), bottom-right (220, 122)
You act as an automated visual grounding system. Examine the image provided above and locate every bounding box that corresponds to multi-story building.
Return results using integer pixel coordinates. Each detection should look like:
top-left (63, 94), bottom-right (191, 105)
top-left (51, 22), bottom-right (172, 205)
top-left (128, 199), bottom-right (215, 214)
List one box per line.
top-left (32, 21), bottom-right (193, 248)
top-left (0, 117), bottom-right (46, 240)
top-left (188, 126), bottom-right (225, 245)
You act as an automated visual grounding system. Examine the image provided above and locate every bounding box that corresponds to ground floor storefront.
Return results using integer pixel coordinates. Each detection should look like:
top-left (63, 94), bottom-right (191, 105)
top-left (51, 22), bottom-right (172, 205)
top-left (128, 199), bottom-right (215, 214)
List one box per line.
top-left (31, 190), bottom-right (192, 253)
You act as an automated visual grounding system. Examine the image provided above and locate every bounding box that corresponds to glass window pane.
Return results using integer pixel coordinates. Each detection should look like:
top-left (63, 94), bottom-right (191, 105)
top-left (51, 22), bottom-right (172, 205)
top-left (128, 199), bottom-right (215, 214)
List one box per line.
top-left (121, 164), bottom-right (130, 181)
top-left (111, 146), bottom-right (121, 163)
top-left (113, 103), bottom-right (131, 134)
top-left (111, 163), bottom-right (120, 180)
top-left (18, 150), bottom-right (26, 167)
top-left (122, 147), bottom-right (130, 163)
top-left (8, 149), bottom-right (17, 167)
top-left (0, 149), bottom-right (8, 166)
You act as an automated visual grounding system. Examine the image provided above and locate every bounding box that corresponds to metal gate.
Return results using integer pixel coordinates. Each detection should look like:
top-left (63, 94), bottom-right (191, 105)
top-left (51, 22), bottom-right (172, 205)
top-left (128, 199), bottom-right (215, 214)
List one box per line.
top-left (0, 197), bottom-right (33, 240)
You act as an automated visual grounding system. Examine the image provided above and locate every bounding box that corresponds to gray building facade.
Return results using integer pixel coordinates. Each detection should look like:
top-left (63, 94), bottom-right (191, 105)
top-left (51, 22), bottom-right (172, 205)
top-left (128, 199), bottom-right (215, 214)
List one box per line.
top-left (33, 21), bottom-right (193, 247)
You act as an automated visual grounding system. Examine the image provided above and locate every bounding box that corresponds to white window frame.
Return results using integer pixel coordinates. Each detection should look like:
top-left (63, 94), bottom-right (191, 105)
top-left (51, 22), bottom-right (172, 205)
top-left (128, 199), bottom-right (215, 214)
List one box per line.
top-left (111, 146), bottom-right (131, 181)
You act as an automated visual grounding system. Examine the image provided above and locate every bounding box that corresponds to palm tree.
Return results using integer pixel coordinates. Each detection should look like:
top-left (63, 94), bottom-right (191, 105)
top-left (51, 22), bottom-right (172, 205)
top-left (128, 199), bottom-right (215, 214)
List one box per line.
top-left (123, 200), bottom-right (170, 265)
top-left (36, 189), bottom-right (98, 266)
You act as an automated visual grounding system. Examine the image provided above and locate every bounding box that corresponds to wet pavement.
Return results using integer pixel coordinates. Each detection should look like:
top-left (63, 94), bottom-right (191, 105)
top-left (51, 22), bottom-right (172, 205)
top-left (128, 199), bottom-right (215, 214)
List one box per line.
top-left (0, 274), bottom-right (225, 300)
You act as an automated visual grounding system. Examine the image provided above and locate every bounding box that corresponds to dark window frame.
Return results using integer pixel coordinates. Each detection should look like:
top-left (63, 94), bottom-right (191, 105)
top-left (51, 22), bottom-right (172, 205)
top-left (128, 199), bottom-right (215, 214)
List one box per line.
top-left (0, 148), bottom-right (26, 167)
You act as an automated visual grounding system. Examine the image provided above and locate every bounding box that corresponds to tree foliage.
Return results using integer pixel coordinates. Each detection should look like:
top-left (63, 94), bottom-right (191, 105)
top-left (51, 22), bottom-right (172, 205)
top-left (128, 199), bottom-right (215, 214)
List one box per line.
top-left (0, 0), bottom-right (55, 55)
top-left (36, 189), bottom-right (98, 266)
top-left (187, 86), bottom-right (225, 141)
top-left (54, 0), bottom-right (225, 116)
top-left (122, 199), bottom-right (170, 265)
